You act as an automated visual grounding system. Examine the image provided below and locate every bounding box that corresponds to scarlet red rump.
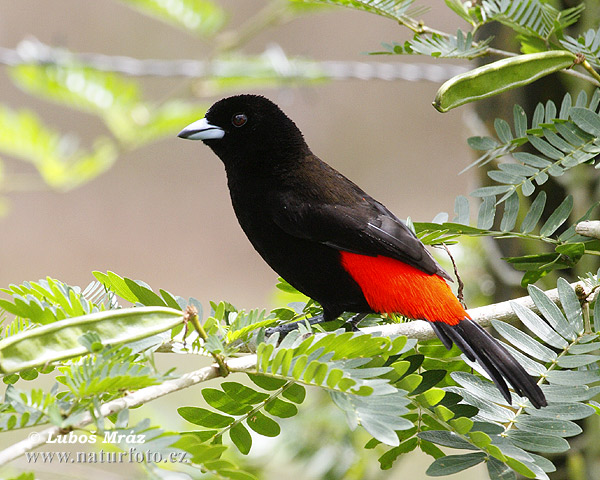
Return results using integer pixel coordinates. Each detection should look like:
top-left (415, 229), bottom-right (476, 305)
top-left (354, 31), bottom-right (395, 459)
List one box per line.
top-left (178, 94), bottom-right (547, 409)
top-left (340, 252), bottom-right (465, 325)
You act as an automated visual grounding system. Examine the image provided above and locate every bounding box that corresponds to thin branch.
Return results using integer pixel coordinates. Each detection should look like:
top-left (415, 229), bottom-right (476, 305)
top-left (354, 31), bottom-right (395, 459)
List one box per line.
top-left (576, 220), bottom-right (600, 240)
top-left (0, 280), bottom-right (585, 465)
top-left (361, 280), bottom-right (586, 340)
top-left (0, 355), bottom-right (256, 466)
top-left (0, 39), bottom-right (468, 83)
top-left (3, 38), bottom-right (596, 87)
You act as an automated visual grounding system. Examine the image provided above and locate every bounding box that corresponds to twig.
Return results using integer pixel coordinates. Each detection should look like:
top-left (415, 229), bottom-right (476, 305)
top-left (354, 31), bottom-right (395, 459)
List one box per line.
top-left (440, 244), bottom-right (466, 308)
top-left (185, 306), bottom-right (229, 377)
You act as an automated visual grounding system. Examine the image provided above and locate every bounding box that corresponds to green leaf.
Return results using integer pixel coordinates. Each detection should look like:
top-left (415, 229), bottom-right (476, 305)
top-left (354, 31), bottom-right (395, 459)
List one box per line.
top-left (217, 469), bottom-right (259, 480)
top-left (202, 388), bottom-right (253, 416)
top-left (378, 437), bottom-right (419, 470)
top-left (545, 370), bottom-right (600, 386)
top-left (433, 51), bottom-right (576, 112)
top-left (411, 370), bottom-right (446, 395)
top-left (246, 411), bottom-right (280, 437)
top-left (528, 284), bottom-right (576, 340)
top-left (528, 135), bottom-right (562, 160)
top-left (487, 456), bottom-right (517, 480)
top-left (221, 382), bottom-right (269, 405)
top-left (419, 388), bottom-right (446, 407)
top-left (468, 136), bottom-right (500, 151)
top-left (506, 430), bottom-right (570, 453)
top-left (418, 430), bottom-right (477, 450)
top-left (488, 170), bottom-right (525, 185)
top-left (451, 371), bottom-right (512, 405)
top-left (0, 307), bottom-right (182, 374)
top-left (515, 417), bottom-right (581, 438)
top-left (500, 192), bottom-right (519, 231)
top-left (229, 422), bottom-right (252, 455)
top-left (527, 402), bottom-right (595, 420)
top-left (477, 195), bottom-right (496, 229)
top-left (247, 374), bottom-right (286, 391)
top-left (118, 0), bottom-right (226, 36)
top-left (510, 301), bottom-right (568, 349)
top-left (299, 0), bottom-right (415, 22)
top-left (454, 195), bottom-right (470, 224)
top-left (468, 431), bottom-right (491, 449)
top-left (426, 452), bottom-right (487, 476)
top-left (450, 417), bottom-right (474, 435)
top-left (555, 243), bottom-right (585, 262)
top-left (406, 29), bottom-right (491, 59)
top-left (264, 398), bottom-right (298, 418)
top-left (570, 107), bottom-right (600, 136)
top-left (492, 320), bottom-right (557, 362)
top-left (93, 271), bottom-right (138, 303)
top-left (541, 384), bottom-right (600, 402)
top-left (557, 278), bottom-right (583, 333)
top-left (178, 407), bottom-right (234, 428)
top-left (520, 191), bottom-right (546, 233)
top-left (557, 354), bottom-right (600, 368)
top-left (282, 383), bottom-right (306, 403)
top-left (123, 278), bottom-right (167, 307)
top-left (539, 195), bottom-right (573, 237)
top-left (471, 185), bottom-right (513, 197)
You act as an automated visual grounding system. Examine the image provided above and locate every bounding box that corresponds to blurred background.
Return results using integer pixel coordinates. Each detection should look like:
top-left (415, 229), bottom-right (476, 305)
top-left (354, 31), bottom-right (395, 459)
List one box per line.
top-left (0, 0), bottom-right (474, 310)
top-left (0, 1), bottom-right (486, 478)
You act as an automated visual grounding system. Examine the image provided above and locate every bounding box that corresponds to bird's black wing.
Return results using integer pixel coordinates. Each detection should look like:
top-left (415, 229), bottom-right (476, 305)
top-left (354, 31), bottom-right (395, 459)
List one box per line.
top-left (271, 190), bottom-right (452, 281)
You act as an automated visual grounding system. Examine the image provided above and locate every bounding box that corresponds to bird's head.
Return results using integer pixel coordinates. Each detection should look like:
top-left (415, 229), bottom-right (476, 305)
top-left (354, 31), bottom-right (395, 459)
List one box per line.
top-left (178, 94), bottom-right (308, 168)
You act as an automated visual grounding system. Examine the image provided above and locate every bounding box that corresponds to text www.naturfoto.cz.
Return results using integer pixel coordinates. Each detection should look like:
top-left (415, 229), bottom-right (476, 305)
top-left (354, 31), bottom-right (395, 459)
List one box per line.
top-left (25, 448), bottom-right (188, 464)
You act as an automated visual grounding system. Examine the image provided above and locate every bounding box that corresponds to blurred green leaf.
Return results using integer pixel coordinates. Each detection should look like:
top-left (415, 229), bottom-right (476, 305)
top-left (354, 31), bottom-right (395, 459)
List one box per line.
top-left (118, 0), bottom-right (226, 36)
top-left (0, 106), bottom-right (116, 190)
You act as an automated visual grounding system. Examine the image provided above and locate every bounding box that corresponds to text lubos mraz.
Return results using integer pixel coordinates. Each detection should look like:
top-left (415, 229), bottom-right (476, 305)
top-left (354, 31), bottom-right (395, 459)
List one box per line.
top-left (46, 431), bottom-right (146, 445)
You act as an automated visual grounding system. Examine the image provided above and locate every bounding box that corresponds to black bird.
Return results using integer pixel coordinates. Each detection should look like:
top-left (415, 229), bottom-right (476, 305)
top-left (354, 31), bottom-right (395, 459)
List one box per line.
top-left (178, 94), bottom-right (547, 408)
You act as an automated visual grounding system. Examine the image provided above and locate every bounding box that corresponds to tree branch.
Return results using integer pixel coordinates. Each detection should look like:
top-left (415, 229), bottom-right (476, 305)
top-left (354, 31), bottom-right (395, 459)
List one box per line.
top-left (361, 280), bottom-right (586, 340)
top-left (0, 280), bottom-right (585, 465)
top-left (0, 355), bottom-right (257, 466)
top-left (0, 39), bottom-right (467, 83)
top-left (576, 221), bottom-right (600, 240)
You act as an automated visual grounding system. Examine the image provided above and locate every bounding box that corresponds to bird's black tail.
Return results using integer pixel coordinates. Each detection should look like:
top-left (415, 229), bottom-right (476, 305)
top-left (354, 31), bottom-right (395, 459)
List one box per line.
top-left (430, 318), bottom-right (547, 409)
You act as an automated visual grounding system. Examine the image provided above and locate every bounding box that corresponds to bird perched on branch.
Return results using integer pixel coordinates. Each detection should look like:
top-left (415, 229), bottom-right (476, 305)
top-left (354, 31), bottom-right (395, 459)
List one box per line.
top-left (178, 94), bottom-right (547, 409)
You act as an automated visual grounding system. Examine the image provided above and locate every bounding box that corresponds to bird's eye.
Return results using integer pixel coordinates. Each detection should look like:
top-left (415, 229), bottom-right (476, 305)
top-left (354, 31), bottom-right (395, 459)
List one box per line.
top-left (232, 113), bottom-right (247, 127)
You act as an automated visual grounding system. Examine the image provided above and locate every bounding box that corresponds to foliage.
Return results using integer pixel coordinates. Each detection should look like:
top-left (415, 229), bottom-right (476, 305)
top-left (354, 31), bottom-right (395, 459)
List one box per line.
top-left (1, 271), bottom-right (600, 479)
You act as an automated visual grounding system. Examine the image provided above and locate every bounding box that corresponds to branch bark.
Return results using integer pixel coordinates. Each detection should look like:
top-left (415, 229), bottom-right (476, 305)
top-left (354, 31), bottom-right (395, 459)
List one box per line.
top-left (0, 281), bottom-right (585, 466)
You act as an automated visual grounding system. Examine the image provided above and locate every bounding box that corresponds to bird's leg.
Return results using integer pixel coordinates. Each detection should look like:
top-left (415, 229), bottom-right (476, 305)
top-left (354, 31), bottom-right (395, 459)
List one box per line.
top-left (265, 314), bottom-right (325, 338)
top-left (265, 312), bottom-right (369, 338)
top-left (345, 312), bottom-right (368, 331)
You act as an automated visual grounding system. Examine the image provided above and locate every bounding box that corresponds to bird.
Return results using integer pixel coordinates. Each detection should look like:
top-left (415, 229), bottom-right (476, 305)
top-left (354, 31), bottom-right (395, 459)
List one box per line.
top-left (177, 94), bottom-right (547, 409)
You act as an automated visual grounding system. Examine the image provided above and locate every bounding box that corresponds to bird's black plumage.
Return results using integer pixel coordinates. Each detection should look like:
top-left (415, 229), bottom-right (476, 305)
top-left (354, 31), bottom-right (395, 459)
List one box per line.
top-left (178, 94), bottom-right (547, 409)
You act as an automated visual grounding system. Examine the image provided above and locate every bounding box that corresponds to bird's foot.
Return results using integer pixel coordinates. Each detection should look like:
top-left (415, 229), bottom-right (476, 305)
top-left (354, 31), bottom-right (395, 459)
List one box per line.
top-left (345, 312), bottom-right (368, 331)
top-left (265, 312), bottom-right (369, 338)
top-left (265, 314), bottom-right (325, 338)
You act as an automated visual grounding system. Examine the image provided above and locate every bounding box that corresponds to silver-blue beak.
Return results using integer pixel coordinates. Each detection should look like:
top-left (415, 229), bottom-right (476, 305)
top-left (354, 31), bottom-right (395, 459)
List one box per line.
top-left (177, 118), bottom-right (225, 140)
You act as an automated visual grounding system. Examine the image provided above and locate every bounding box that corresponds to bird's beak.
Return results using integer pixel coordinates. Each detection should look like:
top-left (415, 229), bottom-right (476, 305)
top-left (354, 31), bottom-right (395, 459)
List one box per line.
top-left (177, 118), bottom-right (225, 140)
